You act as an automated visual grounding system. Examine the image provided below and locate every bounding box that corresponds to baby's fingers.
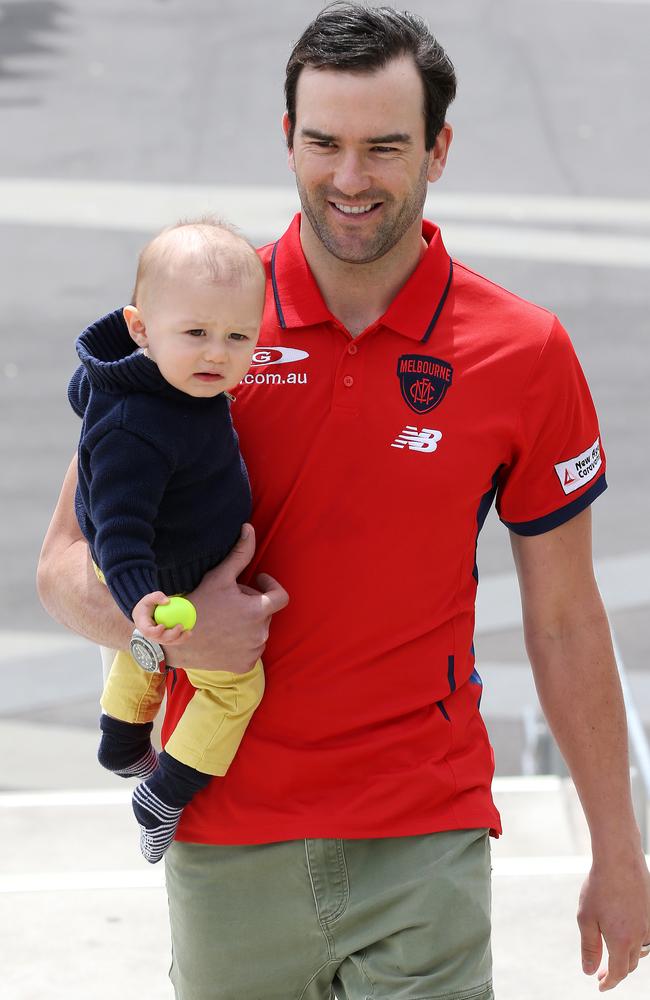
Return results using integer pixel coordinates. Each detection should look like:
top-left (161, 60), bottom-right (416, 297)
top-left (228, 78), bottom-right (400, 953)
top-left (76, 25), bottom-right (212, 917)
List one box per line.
top-left (158, 626), bottom-right (193, 646)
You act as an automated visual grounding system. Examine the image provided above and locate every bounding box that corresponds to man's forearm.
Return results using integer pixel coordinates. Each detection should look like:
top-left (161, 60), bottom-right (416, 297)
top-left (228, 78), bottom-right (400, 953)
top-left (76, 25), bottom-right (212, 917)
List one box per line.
top-left (38, 536), bottom-right (132, 649)
top-left (526, 601), bottom-right (641, 855)
top-left (37, 456), bottom-right (133, 650)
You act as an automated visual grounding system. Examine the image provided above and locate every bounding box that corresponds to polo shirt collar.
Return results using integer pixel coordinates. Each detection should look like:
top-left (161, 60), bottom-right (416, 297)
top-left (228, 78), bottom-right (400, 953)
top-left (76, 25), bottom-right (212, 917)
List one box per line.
top-left (270, 214), bottom-right (453, 343)
top-left (270, 215), bottom-right (332, 330)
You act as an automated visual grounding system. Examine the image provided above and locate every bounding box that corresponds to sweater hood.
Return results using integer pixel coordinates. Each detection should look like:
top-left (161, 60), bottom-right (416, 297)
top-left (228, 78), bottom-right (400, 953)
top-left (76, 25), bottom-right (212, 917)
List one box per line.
top-left (76, 308), bottom-right (173, 396)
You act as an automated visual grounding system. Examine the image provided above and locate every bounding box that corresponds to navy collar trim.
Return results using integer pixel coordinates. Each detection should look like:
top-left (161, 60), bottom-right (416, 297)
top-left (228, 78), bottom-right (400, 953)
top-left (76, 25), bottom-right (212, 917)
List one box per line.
top-left (269, 215), bottom-right (453, 341)
top-left (271, 241), bottom-right (287, 330)
top-left (421, 256), bottom-right (453, 344)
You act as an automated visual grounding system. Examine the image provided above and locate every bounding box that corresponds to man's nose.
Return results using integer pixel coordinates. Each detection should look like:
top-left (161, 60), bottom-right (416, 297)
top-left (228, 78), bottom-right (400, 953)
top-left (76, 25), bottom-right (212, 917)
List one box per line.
top-left (332, 150), bottom-right (371, 198)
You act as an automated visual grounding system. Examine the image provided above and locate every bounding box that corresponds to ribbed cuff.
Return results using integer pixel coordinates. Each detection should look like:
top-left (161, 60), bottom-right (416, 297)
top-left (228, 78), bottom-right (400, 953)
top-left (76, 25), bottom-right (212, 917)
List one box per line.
top-left (108, 566), bottom-right (160, 618)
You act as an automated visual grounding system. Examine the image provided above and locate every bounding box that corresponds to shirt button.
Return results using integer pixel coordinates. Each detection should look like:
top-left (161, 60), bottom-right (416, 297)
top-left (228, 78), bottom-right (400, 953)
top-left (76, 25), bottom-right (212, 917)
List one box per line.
top-left (343, 375), bottom-right (354, 388)
top-left (348, 343), bottom-right (358, 355)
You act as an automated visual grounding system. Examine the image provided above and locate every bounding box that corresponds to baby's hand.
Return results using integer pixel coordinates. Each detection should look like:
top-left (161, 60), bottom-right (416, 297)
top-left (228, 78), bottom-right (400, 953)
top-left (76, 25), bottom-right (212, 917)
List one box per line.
top-left (132, 592), bottom-right (193, 646)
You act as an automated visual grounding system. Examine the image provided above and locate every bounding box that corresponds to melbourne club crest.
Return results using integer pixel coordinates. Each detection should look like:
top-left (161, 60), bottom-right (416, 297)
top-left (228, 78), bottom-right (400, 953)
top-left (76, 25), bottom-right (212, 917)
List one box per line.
top-left (397, 354), bottom-right (453, 414)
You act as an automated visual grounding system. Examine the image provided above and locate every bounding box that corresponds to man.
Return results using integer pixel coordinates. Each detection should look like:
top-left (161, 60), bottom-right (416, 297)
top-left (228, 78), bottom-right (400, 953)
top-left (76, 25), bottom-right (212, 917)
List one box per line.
top-left (38, 4), bottom-right (650, 998)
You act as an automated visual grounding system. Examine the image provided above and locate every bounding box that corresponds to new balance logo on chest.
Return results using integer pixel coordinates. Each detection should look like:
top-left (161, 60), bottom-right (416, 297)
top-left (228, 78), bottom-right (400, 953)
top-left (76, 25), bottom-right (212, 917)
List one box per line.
top-left (391, 426), bottom-right (443, 452)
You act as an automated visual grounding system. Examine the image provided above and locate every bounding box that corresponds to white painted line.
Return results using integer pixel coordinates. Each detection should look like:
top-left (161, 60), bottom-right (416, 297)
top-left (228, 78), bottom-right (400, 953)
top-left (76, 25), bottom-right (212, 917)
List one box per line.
top-left (0, 629), bottom-right (89, 664)
top-left (1, 548), bottom-right (646, 677)
top-left (0, 869), bottom-right (164, 894)
top-left (0, 777), bottom-right (570, 809)
top-left (2, 857), bottom-right (647, 892)
top-left (493, 856), bottom-right (650, 876)
top-left (475, 549), bottom-right (650, 634)
top-left (0, 179), bottom-right (298, 234)
top-left (444, 223), bottom-right (650, 269)
top-left (557, 0), bottom-right (650, 5)
top-left (428, 192), bottom-right (650, 228)
top-left (594, 551), bottom-right (650, 610)
top-left (2, 179), bottom-right (650, 266)
top-left (3, 178), bottom-right (650, 229)
top-left (492, 856), bottom-right (592, 876)
top-left (493, 776), bottom-right (563, 793)
top-left (0, 789), bottom-right (132, 808)
top-left (0, 545), bottom-right (643, 695)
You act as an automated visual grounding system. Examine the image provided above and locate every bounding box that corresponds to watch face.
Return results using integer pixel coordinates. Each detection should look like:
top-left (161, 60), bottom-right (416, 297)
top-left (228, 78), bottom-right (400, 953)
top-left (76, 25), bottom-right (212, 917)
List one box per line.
top-left (130, 635), bottom-right (160, 673)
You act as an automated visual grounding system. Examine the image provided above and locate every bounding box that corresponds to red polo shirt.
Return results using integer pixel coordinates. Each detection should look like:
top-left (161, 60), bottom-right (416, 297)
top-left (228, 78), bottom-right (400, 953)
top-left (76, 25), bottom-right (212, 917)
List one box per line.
top-left (165, 215), bottom-right (606, 845)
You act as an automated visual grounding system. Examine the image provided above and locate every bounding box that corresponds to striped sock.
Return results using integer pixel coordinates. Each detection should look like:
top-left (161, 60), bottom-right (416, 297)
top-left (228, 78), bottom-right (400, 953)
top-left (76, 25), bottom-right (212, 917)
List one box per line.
top-left (97, 715), bottom-right (157, 779)
top-left (131, 751), bottom-right (212, 864)
top-left (113, 744), bottom-right (158, 780)
top-left (132, 783), bottom-right (182, 864)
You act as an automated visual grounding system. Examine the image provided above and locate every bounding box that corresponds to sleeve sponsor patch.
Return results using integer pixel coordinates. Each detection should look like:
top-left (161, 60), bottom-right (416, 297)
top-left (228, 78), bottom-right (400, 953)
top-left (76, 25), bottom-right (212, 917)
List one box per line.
top-left (554, 437), bottom-right (602, 495)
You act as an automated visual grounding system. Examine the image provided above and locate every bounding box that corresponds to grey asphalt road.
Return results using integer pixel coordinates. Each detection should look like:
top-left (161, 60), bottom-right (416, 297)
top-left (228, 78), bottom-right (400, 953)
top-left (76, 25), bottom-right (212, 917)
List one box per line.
top-left (1, 1), bottom-right (648, 675)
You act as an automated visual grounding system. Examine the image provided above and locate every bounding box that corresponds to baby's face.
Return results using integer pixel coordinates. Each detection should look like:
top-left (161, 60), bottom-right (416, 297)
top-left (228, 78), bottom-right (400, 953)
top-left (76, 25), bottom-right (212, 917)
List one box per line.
top-left (129, 265), bottom-right (264, 397)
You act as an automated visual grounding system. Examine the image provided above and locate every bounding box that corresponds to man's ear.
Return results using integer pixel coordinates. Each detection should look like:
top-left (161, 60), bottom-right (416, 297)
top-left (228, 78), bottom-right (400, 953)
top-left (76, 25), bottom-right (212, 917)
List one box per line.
top-left (427, 123), bottom-right (453, 184)
top-left (282, 112), bottom-right (296, 174)
top-left (123, 305), bottom-right (148, 348)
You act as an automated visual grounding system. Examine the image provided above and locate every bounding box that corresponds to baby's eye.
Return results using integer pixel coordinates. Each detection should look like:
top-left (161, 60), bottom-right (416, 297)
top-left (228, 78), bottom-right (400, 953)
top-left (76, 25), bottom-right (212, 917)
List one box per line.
top-left (186, 329), bottom-right (206, 337)
top-left (228, 333), bottom-right (248, 342)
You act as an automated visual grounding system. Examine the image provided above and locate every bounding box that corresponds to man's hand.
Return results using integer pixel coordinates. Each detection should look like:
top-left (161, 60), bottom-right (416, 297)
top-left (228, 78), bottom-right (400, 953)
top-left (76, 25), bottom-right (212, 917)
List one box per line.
top-left (38, 458), bottom-right (288, 667)
top-left (578, 851), bottom-right (650, 991)
top-left (166, 523), bottom-right (289, 673)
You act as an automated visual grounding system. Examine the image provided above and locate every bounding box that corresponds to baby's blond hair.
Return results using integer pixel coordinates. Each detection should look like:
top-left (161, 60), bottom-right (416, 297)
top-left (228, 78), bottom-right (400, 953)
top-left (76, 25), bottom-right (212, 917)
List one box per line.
top-left (131, 216), bottom-right (265, 306)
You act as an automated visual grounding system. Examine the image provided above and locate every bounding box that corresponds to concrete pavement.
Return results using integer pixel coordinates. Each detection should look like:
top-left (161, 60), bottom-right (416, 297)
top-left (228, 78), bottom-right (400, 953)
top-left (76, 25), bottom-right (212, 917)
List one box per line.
top-left (3, 777), bottom-right (650, 1000)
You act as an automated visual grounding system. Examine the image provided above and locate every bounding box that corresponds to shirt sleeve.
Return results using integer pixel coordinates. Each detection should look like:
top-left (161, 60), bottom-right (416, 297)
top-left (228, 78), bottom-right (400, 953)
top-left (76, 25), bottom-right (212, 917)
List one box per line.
top-left (88, 428), bottom-right (173, 617)
top-left (496, 316), bottom-right (607, 536)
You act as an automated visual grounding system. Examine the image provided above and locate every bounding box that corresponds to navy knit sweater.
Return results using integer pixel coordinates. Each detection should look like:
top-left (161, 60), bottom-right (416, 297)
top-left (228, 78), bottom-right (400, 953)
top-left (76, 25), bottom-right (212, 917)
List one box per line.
top-left (68, 309), bottom-right (252, 618)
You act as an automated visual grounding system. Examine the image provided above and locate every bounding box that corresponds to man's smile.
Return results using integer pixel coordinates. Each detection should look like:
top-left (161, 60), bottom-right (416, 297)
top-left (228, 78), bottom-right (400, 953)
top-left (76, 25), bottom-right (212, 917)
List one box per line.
top-left (329, 200), bottom-right (383, 220)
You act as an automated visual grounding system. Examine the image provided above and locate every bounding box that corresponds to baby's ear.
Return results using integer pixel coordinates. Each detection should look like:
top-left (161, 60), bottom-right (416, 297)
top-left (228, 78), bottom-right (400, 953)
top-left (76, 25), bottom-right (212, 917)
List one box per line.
top-left (123, 305), bottom-right (148, 347)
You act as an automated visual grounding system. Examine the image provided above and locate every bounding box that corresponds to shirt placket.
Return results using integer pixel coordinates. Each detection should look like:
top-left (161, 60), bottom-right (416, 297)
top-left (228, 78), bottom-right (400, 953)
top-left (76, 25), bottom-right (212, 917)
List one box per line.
top-left (331, 326), bottom-right (373, 415)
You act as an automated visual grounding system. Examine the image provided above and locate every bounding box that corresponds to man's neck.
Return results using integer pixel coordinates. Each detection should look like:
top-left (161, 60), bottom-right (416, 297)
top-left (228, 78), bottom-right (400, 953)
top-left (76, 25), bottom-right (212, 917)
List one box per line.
top-left (299, 219), bottom-right (428, 338)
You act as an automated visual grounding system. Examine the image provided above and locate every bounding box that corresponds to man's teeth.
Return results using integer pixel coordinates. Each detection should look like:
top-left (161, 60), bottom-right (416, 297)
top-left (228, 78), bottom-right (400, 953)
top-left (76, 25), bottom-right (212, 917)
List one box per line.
top-left (334, 203), bottom-right (375, 214)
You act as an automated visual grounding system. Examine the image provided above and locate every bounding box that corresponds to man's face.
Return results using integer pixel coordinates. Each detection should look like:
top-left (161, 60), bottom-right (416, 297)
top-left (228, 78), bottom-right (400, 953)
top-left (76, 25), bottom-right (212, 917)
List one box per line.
top-left (285, 56), bottom-right (448, 264)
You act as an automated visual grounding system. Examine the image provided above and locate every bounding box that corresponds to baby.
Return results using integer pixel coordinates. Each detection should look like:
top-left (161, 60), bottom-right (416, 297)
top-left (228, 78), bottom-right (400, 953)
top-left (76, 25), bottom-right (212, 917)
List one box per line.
top-left (68, 218), bottom-right (266, 862)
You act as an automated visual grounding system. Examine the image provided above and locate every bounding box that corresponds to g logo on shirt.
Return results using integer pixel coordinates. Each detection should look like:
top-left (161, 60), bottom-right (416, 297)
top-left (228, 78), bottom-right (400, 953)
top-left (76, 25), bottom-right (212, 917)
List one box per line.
top-left (251, 347), bottom-right (309, 367)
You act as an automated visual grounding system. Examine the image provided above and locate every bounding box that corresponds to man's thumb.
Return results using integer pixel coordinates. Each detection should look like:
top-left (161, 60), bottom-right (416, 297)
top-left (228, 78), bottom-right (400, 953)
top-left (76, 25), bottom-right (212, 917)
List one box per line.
top-left (222, 523), bottom-right (255, 579)
top-left (580, 925), bottom-right (603, 975)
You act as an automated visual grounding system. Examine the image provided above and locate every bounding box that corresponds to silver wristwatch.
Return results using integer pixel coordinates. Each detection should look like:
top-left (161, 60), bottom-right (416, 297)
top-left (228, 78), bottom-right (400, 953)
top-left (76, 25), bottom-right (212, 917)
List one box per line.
top-left (129, 629), bottom-right (167, 673)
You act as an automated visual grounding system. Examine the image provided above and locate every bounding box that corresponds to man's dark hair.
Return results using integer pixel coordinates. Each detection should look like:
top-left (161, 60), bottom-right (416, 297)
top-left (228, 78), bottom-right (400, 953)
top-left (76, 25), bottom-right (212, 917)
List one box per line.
top-left (284, 2), bottom-right (456, 151)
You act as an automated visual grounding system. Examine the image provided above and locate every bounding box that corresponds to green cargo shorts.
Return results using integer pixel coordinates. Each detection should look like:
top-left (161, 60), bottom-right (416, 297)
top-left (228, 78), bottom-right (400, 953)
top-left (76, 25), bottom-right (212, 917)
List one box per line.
top-left (165, 828), bottom-right (493, 1000)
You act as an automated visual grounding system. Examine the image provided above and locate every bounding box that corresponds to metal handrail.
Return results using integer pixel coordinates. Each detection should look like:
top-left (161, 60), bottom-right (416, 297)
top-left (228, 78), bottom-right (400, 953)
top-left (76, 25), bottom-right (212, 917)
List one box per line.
top-left (610, 625), bottom-right (650, 852)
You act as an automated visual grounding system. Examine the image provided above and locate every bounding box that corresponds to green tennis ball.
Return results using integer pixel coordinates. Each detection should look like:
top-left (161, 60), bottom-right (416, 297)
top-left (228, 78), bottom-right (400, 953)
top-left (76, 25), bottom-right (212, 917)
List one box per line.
top-left (154, 596), bottom-right (197, 631)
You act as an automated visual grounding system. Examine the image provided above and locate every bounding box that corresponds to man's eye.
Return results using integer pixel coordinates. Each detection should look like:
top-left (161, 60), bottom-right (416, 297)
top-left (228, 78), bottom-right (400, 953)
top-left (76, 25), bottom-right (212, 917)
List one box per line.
top-left (229, 333), bottom-right (248, 342)
top-left (186, 329), bottom-right (206, 337)
top-left (311, 140), bottom-right (335, 149)
top-left (373, 146), bottom-right (398, 154)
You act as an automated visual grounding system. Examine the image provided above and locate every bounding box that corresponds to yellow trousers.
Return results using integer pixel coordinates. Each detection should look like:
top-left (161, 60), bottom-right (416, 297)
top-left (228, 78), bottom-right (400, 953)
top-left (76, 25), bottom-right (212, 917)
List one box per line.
top-left (94, 561), bottom-right (264, 776)
top-left (101, 654), bottom-right (264, 775)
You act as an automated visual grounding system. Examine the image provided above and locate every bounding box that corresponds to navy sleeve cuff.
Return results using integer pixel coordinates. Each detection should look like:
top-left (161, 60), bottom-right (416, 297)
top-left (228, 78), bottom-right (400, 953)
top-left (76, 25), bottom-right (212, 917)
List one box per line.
top-left (106, 566), bottom-right (160, 619)
top-left (501, 474), bottom-right (607, 537)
